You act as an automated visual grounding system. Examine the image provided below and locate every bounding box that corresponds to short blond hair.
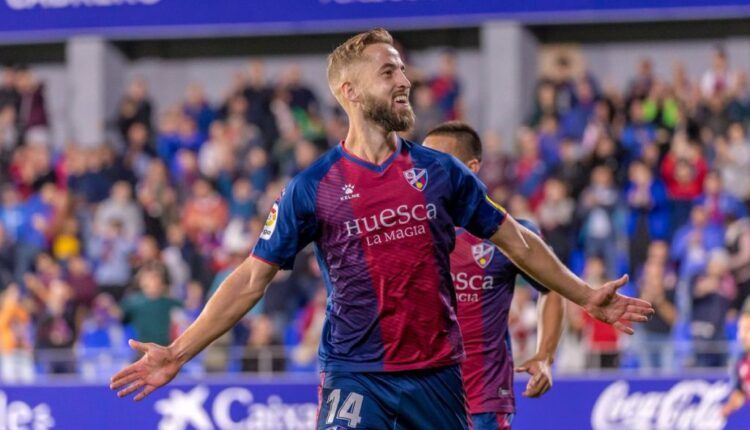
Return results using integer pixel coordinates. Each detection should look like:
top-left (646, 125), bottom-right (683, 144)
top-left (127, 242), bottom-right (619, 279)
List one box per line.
top-left (327, 28), bottom-right (394, 104)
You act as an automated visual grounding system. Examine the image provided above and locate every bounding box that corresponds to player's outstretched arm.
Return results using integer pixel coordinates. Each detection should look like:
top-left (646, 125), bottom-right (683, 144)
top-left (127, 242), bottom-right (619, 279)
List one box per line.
top-left (515, 291), bottom-right (564, 398)
top-left (490, 216), bottom-right (654, 334)
top-left (110, 256), bottom-right (279, 401)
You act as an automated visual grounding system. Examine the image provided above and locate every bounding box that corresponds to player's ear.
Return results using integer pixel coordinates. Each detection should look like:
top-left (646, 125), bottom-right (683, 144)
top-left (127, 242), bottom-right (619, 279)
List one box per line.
top-left (467, 159), bottom-right (481, 174)
top-left (342, 79), bottom-right (360, 104)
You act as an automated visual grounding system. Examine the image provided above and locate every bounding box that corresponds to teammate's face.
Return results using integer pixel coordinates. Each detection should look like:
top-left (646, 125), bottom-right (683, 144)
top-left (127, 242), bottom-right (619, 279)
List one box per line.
top-left (423, 134), bottom-right (480, 173)
top-left (356, 43), bottom-right (414, 131)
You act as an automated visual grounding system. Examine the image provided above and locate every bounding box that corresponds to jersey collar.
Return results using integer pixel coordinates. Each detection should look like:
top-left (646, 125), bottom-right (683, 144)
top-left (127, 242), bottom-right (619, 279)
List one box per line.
top-left (340, 137), bottom-right (402, 173)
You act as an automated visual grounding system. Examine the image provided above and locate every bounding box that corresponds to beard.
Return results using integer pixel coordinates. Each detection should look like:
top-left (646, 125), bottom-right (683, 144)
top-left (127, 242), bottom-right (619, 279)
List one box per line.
top-left (362, 93), bottom-right (415, 132)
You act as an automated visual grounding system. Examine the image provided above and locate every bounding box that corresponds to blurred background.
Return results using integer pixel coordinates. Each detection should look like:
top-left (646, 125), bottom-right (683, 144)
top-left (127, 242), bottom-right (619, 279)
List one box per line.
top-left (1, 1), bottom-right (750, 429)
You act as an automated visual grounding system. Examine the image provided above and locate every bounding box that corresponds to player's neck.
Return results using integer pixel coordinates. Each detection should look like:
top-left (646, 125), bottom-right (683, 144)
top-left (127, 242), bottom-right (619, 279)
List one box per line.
top-left (344, 120), bottom-right (399, 165)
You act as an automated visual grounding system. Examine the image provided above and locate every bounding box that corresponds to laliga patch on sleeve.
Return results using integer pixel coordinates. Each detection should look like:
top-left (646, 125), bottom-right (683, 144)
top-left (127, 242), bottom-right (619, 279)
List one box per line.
top-left (260, 202), bottom-right (279, 240)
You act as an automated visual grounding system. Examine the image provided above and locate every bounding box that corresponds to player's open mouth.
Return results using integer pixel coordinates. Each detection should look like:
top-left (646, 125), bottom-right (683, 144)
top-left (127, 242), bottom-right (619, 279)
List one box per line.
top-left (393, 94), bottom-right (409, 105)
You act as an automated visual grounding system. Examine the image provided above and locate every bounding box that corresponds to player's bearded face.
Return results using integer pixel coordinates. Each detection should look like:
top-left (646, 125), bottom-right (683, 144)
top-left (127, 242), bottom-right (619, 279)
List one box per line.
top-left (361, 89), bottom-right (414, 132)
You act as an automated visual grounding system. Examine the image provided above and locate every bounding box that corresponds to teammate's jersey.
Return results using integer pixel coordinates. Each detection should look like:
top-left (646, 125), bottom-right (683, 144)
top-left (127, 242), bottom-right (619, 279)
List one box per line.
top-left (253, 138), bottom-right (506, 372)
top-left (451, 223), bottom-right (548, 414)
top-left (734, 353), bottom-right (750, 399)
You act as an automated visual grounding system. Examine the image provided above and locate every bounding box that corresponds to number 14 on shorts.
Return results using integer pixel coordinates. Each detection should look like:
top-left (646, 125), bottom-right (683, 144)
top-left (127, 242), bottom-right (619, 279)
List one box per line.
top-left (325, 389), bottom-right (364, 428)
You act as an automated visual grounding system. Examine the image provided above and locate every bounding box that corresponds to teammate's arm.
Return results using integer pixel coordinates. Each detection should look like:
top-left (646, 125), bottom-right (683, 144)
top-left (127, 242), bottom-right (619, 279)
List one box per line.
top-left (721, 390), bottom-right (746, 418)
top-left (514, 290), bottom-right (564, 398)
top-left (110, 256), bottom-right (277, 400)
top-left (490, 216), bottom-right (653, 334)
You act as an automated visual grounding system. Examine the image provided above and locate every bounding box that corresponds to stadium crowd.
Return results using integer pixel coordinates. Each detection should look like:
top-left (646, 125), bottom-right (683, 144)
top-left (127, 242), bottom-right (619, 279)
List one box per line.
top-left (0, 45), bottom-right (749, 381)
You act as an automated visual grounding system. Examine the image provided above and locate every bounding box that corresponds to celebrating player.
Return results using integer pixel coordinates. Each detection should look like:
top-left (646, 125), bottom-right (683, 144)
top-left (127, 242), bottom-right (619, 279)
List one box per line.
top-left (111, 28), bottom-right (654, 430)
top-left (722, 298), bottom-right (750, 418)
top-left (424, 122), bottom-right (564, 430)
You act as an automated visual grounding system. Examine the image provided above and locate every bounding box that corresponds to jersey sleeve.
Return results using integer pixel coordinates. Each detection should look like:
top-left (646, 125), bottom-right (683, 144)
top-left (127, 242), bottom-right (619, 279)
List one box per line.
top-left (251, 175), bottom-right (317, 270)
top-left (515, 219), bottom-right (550, 294)
top-left (442, 154), bottom-right (506, 239)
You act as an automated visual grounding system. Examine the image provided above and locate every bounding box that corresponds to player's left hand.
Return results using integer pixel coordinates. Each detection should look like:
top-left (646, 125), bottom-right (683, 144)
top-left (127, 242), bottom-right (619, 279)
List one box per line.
top-left (584, 275), bottom-right (655, 335)
top-left (515, 355), bottom-right (552, 398)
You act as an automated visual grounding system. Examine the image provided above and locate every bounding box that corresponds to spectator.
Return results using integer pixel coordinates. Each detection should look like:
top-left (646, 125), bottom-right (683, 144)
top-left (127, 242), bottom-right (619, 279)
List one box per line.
top-left (536, 177), bottom-right (576, 265)
top-left (241, 314), bottom-right (285, 374)
top-left (0, 284), bottom-right (33, 382)
top-left (691, 250), bottom-right (733, 367)
top-left (182, 83), bottom-right (215, 137)
top-left (88, 219), bottom-right (135, 302)
top-left (694, 171), bottom-right (747, 226)
top-left (429, 51), bottom-right (462, 120)
top-left (77, 293), bottom-right (129, 381)
top-left (582, 256), bottom-right (620, 368)
top-left (137, 159), bottom-right (178, 244)
top-left (637, 260), bottom-right (677, 370)
top-left (120, 264), bottom-right (182, 346)
top-left (579, 165), bottom-right (621, 277)
top-left (181, 178), bottom-right (228, 253)
top-left (661, 134), bottom-right (708, 231)
top-left (14, 66), bottom-right (47, 133)
top-left (626, 160), bottom-right (670, 273)
top-left (671, 205), bottom-right (725, 284)
top-left (727, 215), bottom-right (750, 312)
top-left (701, 47), bottom-right (738, 99)
top-left (715, 123), bottom-right (750, 205)
top-left (94, 181), bottom-right (144, 241)
top-left (117, 78), bottom-right (153, 140)
top-left (35, 279), bottom-right (77, 374)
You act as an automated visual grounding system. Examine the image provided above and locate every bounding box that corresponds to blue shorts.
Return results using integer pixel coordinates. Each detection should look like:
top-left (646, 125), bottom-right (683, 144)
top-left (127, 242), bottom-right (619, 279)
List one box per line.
top-left (316, 365), bottom-right (470, 429)
top-left (471, 412), bottom-right (514, 430)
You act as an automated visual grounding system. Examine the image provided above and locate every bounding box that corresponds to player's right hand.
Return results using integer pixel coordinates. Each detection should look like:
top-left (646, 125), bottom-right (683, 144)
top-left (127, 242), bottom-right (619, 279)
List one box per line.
top-left (110, 339), bottom-right (181, 401)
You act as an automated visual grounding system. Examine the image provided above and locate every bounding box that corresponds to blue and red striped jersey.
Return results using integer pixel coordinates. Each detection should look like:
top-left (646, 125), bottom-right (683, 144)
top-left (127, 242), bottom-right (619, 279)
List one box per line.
top-left (252, 138), bottom-right (506, 372)
top-left (451, 221), bottom-right (548, 414)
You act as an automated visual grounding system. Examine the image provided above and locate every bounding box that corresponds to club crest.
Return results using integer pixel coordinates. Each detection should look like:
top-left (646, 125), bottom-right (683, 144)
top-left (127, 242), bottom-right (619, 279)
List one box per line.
top-left (472, 243), bottom-right (495, 268)
top-left (403, 168), bottom-right (428, 191)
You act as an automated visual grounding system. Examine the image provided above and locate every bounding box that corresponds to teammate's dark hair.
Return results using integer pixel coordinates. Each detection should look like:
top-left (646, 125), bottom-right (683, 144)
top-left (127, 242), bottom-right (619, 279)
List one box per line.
top-left (425, 121), bottom-right (482, 162)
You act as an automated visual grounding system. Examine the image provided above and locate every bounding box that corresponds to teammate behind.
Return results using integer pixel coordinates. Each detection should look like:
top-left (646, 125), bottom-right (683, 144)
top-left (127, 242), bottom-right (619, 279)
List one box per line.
top-left (425, 122), bottom-right (564, 430)
top-left (722, 297), bottom-right (750, 418)
top-left (111, 28), bottom-right (654, 430)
